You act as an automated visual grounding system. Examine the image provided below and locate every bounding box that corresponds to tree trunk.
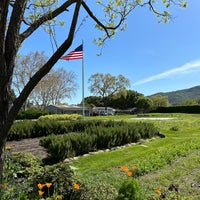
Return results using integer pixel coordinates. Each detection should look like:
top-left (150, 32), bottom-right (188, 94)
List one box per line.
top-left (0, 101), bottom-right (9, 181)
top-left (0, 138), bottom-right (6, 182)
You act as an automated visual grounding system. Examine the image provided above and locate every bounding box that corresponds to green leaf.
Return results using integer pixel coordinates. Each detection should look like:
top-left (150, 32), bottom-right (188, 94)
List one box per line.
top-left (115, 0), bottom-right (121, 6)
top-left (136, 0), bottom-right (142, 3)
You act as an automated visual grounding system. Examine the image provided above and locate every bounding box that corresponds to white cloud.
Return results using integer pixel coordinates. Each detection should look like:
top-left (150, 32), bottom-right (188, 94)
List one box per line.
top-left (133, 59), bottom-right (200, 86)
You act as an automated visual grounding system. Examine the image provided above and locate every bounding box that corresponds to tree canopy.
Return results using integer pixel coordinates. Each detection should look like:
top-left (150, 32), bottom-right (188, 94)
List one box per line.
top-left (13, 51), bottom-right (77, 109)
top-left (88, 73), bottom-right (130, 98)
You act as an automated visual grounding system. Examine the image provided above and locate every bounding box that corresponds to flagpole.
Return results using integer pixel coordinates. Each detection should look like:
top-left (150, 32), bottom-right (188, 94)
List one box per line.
top-left (82, 40), bottom-right (85, 118)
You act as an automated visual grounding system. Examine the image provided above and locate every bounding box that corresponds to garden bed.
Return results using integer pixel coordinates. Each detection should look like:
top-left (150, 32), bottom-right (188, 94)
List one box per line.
top-left (6, 137), bottom-right (48, 159)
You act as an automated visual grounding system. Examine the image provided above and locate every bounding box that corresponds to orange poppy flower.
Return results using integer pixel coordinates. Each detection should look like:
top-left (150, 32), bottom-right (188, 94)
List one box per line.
top-left (1, 183), bottom-right (7, 188)
top-left (132, 165), bottom-right (137, 170)
top-left (46, 183), bottom-right (52, 188)
top-left (155, 188), bottom-right (161, 195)
top-left (5, 146), bottom-right (11, 150)
top-left (38, 190), bottom-right (44, 196)
top-left (127, 171), bottom-right (132, 177)
top-left (121, 166), bottom-right (129, 172)
top-left (37, 183), bottom-right (45, 190)
top-left (74, 183), bottom-right (80, 190)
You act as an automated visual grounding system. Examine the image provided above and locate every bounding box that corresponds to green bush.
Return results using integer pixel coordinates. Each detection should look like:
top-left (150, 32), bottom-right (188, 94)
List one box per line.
top-left (1, 152), bottom-right (80, 200)
top-left (3, 152), bottom-right (42, 183)
top-left (170, 126), bottom-right (179, 131)
top-left (8, 120), bottom-right (35, 140)
top-left (8, 120), bottom-right (69, 141)
top-left (33, 163), bottom-right (76, 199)
top-left (117, 178), bottom-right (143, 200)
top-left (17, 108), bottom-right (49, 120)
top-left (40, 121), bottom-right (158, 161)
top-left (8, 119), bottom-right (119, 141)
top-left (38, 113), bottom-right (82, 120)
top-left (80, 181), bottom-right (118, 200)
top-left (1, 152), bottom-right (42, 200)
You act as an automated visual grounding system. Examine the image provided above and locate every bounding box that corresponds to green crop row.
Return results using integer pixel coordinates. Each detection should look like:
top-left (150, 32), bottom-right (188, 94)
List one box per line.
top-left (40, 121), bottom-right (158, 161)
top-left (8, 119), bottom-right (128, 141)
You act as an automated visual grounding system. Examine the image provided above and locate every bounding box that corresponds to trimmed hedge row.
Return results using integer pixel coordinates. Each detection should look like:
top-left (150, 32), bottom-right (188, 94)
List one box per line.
top-left (8, 119), bottom-right (125, 141)
top-left (40, 121), bottom-right (158, 161)
top-left (152, 105), bottom-right (200, 113)
top-left (38, 113), bottom-right (82, 120)
top-left (8, 120), bottom-right (68, 141)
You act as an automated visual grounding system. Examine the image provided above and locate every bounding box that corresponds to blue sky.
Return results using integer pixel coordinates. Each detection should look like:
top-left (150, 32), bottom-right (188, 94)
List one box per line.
top-left (21, 1), bottom-right (200, 105)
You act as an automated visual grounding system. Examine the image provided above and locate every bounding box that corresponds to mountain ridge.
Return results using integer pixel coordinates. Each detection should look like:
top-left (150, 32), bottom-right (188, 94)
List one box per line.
top-left (150, 85), bottom-right (200, 104)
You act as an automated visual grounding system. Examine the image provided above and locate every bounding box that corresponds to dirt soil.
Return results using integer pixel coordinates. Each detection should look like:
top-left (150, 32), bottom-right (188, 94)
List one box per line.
top-left (6, 138), bottom-right (48, 159)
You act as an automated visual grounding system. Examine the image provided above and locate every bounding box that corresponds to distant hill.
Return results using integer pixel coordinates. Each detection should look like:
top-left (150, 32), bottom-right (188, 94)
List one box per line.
top-left (150, 85), bottom-right (200, 105)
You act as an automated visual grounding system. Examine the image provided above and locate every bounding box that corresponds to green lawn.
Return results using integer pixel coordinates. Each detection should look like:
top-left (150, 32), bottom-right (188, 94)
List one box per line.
top-left (71, 113), bottom-right (200, 199)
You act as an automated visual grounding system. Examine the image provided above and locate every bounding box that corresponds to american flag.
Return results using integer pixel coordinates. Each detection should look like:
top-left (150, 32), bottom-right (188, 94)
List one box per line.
top-left (60, 44), bottom-right (83, 60)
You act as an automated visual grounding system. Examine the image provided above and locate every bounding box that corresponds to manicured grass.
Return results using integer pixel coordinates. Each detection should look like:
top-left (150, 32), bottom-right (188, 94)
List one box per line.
top-left (71, 113), bottom-right (200, 199)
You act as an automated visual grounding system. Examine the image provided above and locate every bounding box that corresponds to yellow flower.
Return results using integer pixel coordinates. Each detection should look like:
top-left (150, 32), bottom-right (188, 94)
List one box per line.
top-left (74, 183), bottom-right (80, 190)
top-left (1, 183), bottom-right (7, 188)
top-left (37, 183), bottom-right (45, 190)
top-left (56, 195), bottom-right (63, 200)
top-left (5, 146), bottom-right (11, 150)
top-left (38, 190), bottom-right (44, 196)
top-left (127, 171), bottom-right (132, 177)
top-left (46, 182), bottom-right (52, 188)
top-left (155, 188), bottom-right (161, 195)
top-left (121, 166), bottom-right (129, 173)
top-left (132, 165), bottom-right (137, 170)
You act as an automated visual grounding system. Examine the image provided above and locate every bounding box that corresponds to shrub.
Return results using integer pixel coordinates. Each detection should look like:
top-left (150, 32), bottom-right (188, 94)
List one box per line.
top-left (170, 126), bottom-right (179, 131)
top-left (117, 178), bottom-right (143, 200)
top-left (80, 181), bottom-right (118, 200)
top-left (17, 108), bottom-right (49, 120)
top-left (33, 163), bottom-right (76, 199)
top-left (3, 152), bottom-right (42, 182)
top-left (11, 152), bottom-right (42, 175)
top-left (40, 121), bottom-right (158, 161)
top-left (8, 120), bottom-right (69, 141)
top-left (1, 152), bottom-right (80, 200)
top-left (7, 120), bottom-right (35, 140)
top-left (1, 152), bottom-right (43, 200)
top-left (38, 113), bottom-right (82, 121)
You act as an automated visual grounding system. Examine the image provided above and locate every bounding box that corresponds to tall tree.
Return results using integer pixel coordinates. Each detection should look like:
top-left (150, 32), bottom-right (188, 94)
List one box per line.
top-left (13, 51), bottom-right (48, 109)
top-left (30, 68), bottom-right (77, 109)
top-left (88, 73), bottom-right (130, 108)
top-left (84, 96), bottom-right (104, 108)
top-left (136, 96), bottom-right (153, 113)
top-left (13, 51), bottom-right (48, 96)
top-left (0, 0), bottom-right (187, 178)
top-left (13, 52), bottom-right (77, 110)
top-left (110, 90), bottom-right (143, 109)
top-left (150, 94), bottom-right (170, 110)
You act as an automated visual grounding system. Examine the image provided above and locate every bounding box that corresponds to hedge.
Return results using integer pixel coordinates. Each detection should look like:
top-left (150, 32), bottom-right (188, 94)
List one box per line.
top-left (40, 121), bottom-right (158, 161)
top-left (17, 108), bottom-right (49, 120)
top-left (8, 119), bottom-right (126, 141)
top-left (152, 105), bottom-right (200, 113)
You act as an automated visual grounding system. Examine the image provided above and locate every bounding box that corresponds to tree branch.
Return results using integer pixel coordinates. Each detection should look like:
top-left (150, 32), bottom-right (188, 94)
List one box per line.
top-left (81, 1), bottom-right (127, 38)
top-left (6, 0), bottom-right (27, 64)
top-left (19, 0), bottom-right (76, 44)
top-left (0, 1), bottom-right (9, 52)
top-left (8, 0), bottom-right (82, 123)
